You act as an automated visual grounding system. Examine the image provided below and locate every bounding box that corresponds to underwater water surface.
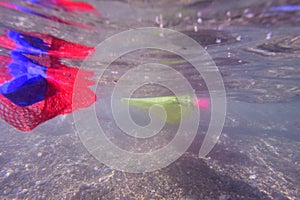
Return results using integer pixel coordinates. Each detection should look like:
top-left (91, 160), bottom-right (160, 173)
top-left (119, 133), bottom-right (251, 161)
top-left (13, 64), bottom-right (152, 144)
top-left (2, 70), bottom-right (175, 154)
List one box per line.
top-left (0, 0), bottom-right (299, 199)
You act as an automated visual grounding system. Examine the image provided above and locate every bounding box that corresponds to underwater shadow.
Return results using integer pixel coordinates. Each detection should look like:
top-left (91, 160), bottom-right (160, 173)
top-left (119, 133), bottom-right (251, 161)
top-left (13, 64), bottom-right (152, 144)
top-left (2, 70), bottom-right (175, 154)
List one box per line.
top-left (166, 153), bottom-right (271, 199)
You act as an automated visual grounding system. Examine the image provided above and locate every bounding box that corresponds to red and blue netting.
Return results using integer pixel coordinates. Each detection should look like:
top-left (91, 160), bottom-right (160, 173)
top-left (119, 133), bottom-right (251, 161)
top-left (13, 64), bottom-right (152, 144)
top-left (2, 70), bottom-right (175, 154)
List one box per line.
top-left (0, 30), bottom-right (96, 131)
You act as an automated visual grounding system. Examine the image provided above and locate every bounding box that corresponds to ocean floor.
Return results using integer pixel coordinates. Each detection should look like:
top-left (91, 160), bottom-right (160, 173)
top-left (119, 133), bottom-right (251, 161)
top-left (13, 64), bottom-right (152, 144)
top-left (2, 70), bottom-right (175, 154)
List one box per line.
top-left (0, 116), bottom-right (299, 199)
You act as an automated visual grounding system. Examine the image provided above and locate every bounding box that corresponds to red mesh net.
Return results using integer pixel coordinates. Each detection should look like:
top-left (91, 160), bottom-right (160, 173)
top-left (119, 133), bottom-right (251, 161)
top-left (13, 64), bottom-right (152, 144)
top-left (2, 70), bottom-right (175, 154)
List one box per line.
top-left (0, 55), bottom-right (96, 131)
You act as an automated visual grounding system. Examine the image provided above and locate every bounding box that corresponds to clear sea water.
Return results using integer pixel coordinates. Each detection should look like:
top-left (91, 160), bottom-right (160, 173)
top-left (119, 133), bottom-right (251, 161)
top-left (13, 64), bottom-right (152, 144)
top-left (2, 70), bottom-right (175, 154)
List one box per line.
top-left (0, 0), bottom-right (299, 199)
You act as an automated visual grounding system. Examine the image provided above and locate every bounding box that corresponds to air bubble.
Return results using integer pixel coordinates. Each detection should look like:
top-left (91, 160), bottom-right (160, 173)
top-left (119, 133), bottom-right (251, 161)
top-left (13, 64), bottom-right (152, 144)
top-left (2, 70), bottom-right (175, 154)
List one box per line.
top-left (197, 17), bottom-right (203, 24)
top-left (194, 25), bottom-right (198, 32)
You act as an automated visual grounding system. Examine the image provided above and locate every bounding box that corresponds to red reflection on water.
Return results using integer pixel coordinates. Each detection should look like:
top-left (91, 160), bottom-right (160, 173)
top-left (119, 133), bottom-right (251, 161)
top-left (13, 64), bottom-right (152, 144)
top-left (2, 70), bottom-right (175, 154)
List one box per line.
top-left (0, 30), bottom-right (94, 59)
top-left (0, 0), bottom-right (99, 30)
top-left (50, 0), bottom-right (101, 16)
